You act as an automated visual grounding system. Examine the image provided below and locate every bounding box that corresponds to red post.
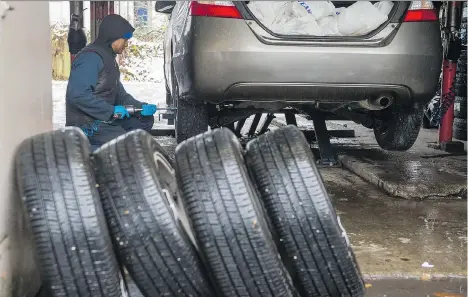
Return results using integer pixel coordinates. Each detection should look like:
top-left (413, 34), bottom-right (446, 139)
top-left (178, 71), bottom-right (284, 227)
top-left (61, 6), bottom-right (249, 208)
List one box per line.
top-left (439, 60), bottom-right (458, 143)
top-left (438, 1), bottom-right (462, 145)
top-left (109, 2), bottom-right (114, 14)
top-left (103, 2), bottom-right (109, 17)
top-left (90, 1), bottom-right (114, 42)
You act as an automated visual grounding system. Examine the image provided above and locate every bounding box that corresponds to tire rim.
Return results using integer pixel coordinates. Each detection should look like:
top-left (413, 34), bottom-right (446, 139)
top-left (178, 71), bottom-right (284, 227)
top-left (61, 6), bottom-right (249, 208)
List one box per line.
top-left (153, 151), bottom-right (178, 220)
top-left (153, 151), bottom-right (198, 248)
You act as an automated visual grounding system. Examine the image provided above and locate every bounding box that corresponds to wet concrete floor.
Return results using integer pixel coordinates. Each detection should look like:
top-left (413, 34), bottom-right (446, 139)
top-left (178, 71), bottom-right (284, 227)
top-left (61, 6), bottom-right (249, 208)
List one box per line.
top-left (272, 115), bottom-right (468, 200)
top-left (364, 279), bottom-right (466, 297)
top-left (322, 168), bottom-right (466, 280)
top-left (337, 147), bottom-right (467, 200)
top-left (123, 275), bottom-right (468, 297)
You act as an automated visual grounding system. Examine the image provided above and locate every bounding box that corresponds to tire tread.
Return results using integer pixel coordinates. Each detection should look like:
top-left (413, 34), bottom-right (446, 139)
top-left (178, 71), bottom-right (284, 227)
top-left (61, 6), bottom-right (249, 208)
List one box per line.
top-left (245, 126), bottom-right (364, 297)
top-left (94, 130), bottom-right (213, 297)
top-left (15, 127), bottom-right (122, 297)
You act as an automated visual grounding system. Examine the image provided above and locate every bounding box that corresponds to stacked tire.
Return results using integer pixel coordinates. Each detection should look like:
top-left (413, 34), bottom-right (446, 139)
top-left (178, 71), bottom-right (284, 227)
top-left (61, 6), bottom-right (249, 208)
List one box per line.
top-left (16, 126), bottom-right (364, 297)
top-left (454, 2), bottom-right (467, 141)
top-left (175, 126), bottom-right (365, 297)
top-left (15, 128), bottom-right (216, 297)
top-left (15, 128), bottom-right (126, 297)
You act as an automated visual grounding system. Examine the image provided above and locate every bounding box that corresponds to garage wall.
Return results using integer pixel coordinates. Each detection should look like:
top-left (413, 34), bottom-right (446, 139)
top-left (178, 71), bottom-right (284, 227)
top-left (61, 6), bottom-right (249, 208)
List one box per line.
top-left (0, 1), bottom-right (52, 297)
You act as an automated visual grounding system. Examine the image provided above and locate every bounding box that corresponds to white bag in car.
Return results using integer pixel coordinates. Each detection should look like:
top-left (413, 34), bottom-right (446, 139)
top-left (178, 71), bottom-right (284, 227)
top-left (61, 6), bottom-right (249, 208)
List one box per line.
top-left (374, 1), bottom-right (394, 16)
top-left (270, 1), bottom-right (323, 35)
top-left (247, 1), bottom-right (290, 27)
top-left (296, 1), bottom-right (336, 21)
top-left (318, 15), bottom-right (340, 36)
top-left (336, 1), bottom-right (389, 36)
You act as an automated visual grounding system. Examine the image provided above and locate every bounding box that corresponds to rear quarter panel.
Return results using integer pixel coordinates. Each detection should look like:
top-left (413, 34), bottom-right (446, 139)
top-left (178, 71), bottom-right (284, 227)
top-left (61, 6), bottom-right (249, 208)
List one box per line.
top-left (168, 2), bottom-right (196, 100)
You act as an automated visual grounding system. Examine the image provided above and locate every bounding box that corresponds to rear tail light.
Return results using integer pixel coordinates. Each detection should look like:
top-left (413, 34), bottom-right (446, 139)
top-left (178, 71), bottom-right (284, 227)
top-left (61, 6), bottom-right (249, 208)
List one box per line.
top-left (403, 1), bottom-right (438, 22)
top-left (190, 1), bottom-right (243, 19)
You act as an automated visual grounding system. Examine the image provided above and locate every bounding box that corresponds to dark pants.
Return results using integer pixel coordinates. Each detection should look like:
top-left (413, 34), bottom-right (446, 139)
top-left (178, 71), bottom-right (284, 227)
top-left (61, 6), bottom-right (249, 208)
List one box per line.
top-left (88, 116), bottom-right (154, 151)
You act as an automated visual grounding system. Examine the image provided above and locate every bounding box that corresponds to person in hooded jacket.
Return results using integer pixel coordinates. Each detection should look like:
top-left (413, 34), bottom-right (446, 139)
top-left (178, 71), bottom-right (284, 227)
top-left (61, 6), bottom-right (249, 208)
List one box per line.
top-left (66, 14), bottom-right (157, 150)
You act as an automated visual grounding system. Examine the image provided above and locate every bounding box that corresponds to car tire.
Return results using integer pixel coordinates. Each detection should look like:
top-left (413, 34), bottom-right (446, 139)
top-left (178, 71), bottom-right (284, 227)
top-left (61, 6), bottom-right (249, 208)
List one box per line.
top-left (175, 98), bottom-right (209, 143)
top-left (455, 83), bottom-right (467, 97)
top-left (15, 127), bottom-right (124, 297)
top-left (93, 130), bottom-right (215, 297)
top-left (456, 74), bottom-right (467, 85)
top-left (373, 104), bottom-right (423, 151)
top-left (245, 125), bottom-right (365, 297)
top-left (454, 96), bottom-right (467, 119)
top-left (175, 128), bottom-right (297, 297)
top-left (457, 62), bottom-right (467, 74)
top-left (170, 62), bottom-right (209, 143)
top-left (459, 50), bottom-right (467, 63)
top-left (453, 118), bottom-right (467, 141)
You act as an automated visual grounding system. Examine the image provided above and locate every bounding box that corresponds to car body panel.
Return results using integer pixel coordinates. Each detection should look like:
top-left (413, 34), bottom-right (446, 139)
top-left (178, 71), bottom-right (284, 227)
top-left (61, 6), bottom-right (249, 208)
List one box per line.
top-left (165, 2), bottom-right (442, 107)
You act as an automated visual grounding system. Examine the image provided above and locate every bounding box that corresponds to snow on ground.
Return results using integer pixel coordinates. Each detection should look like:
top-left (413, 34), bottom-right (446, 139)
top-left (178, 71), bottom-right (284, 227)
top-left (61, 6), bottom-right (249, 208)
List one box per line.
top-left (52, 80), bottom-right (167, 130)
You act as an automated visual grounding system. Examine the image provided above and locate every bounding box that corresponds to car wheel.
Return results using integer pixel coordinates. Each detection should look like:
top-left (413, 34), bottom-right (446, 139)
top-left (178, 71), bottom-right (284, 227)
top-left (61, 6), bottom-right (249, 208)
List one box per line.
top-left (15, 127), bottom-right (124, 297)
top-left (175, 98), bottom-right (209, 143)
top-left (175, 128), bottom-right (297, 297)
top-left (457, 62), bottom-right (467, 74)
top-left (245, 125), bottom-right (365, 297)
top-left (170, 64), bottom-right (209, 143)
top-left (454, 96), bottom-right (467, 119)
top-left (453, 118), bottom-right (467, 141)
top-left (373, 104), bottom-right (424, 151)
top-left (93, 130), bottom-right (215, 297)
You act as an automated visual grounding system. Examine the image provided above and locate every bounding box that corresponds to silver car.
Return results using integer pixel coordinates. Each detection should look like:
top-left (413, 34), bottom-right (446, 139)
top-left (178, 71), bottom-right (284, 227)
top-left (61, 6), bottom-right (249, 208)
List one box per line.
top-left (156, 1), bottom-right (442, 150)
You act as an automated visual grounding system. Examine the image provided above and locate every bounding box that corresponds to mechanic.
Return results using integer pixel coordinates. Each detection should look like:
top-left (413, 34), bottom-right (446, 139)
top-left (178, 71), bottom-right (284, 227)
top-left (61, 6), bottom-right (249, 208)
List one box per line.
top-left (65, 14), bottom-right (157, 150)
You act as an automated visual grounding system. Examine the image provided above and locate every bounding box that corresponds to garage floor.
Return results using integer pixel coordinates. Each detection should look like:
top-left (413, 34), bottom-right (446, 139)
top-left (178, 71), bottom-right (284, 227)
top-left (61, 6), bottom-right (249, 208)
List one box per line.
top-left (52, 82), bottom-right (467, 296)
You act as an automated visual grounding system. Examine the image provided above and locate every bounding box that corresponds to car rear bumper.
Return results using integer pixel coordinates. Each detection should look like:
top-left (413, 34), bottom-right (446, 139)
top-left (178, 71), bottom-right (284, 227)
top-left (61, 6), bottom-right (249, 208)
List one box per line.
top-left (176, 17), bottom-right (442, 105)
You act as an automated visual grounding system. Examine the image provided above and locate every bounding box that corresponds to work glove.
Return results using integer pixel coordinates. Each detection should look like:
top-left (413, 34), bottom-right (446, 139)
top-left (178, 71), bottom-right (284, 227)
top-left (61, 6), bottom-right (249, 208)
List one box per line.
top-left (113, 105), bottom-right (130, 119)
top-left (141, 104), bottom-right (157, 116)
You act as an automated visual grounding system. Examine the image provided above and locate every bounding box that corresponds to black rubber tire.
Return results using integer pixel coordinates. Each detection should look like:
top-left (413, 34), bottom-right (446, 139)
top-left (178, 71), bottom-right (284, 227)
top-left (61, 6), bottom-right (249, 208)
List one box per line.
top-left (373, 105), bottom-right (424, 151)
top-left (245, 125), bottom-right (364, 297)
top-left (175, 128), bottom-right (297, 297)
top-left (175, 98), bottom-right (209, 144)
top-left (455, 83), bottom-right (467, 97)
top-left (456, 74), bottom-right (467, 85)
top-left (457, 62), bottom-right (467, 74)
top-left (453, 118), bottom-right (467, 141)
top-left (15, 127), bottom-right (124, 297)
top-left (93, 130), bottom-right (215, 297)
top-left (459, 50), bottom-right (467, 63)
top-left (454, 96), bottom-right (467, 119)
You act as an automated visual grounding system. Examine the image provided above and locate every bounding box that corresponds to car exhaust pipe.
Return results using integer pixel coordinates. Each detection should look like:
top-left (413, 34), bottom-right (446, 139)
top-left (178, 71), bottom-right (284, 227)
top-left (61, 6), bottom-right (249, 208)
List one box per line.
top-left (358, 94), bottom-right (394, 110)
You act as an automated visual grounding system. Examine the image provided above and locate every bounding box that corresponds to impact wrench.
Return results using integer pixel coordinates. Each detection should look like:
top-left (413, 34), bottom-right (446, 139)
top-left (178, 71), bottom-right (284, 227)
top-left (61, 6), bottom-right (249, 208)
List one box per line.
top-left (82, 105), bottom-right (177, 137)
top-left (113, 105), bottom-right (143, 119)
top-left (113, 105), bottom-right (177, 119)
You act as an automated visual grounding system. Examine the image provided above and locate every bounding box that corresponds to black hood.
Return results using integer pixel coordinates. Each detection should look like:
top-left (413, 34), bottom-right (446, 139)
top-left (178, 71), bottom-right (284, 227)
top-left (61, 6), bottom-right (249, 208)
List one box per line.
top-left (95, 14), bottom-right (135, 46)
